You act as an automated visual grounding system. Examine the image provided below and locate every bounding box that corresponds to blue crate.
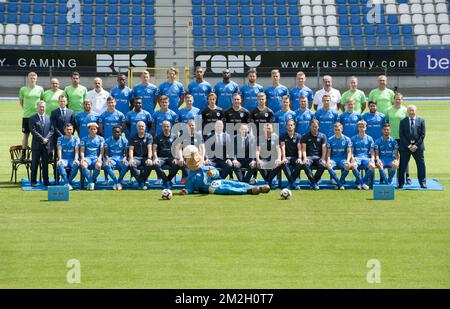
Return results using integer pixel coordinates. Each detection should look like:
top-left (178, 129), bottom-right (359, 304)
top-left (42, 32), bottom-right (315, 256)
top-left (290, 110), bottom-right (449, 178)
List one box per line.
top-left (373, 185), bottom-right (395, 200)
top-left (48, 186), bottom-right (69, 201)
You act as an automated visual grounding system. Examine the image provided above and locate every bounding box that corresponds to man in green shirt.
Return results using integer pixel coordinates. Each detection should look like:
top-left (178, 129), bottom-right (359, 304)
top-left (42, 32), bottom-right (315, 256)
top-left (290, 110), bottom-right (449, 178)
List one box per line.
top-left (43, 78), bottom-right (65, 116)
top-left (19, 72), bottom-right (44, 157)
top-left (340, 76), bottom-right (367, 113)
top-left (386, 92), bottom-right (410, 184)
top-left (64, 72), bottom-right (88, 114)
top-left (368, 75), bottom-right (395, 116)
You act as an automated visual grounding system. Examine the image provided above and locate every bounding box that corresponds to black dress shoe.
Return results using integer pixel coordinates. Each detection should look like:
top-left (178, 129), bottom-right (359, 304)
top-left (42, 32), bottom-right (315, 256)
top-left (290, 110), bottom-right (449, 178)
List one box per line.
top-left (44, 182), bottom-right (51, 186)
top-left (31, 183), bottom-right (38, 187)
top-left (420, 184), bottom-right (427, 189)
top-left (406, 178), bottom-right (413, 185)
top-left (397, 185), bottom-right (404, 189)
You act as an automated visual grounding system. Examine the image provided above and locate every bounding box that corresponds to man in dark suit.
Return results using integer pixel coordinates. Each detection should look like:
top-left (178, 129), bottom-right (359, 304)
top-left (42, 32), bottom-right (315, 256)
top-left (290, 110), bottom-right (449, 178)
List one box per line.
top-left (30, 101), bottom-right (54, 186)
top-left (232, 123), bottom-right (257, 183)
top-left (398, 105), bottom-right (426, 188)
top-left (204, 120), bottom-right (233, 179)
top-left (50, 95), bottom-right (75, 146)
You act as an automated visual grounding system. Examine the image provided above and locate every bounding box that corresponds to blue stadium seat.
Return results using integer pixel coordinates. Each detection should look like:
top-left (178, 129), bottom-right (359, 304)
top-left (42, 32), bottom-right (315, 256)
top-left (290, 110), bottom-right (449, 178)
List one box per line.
top-left (351, 15), bottom-right (361, 25)
top-left (290, 16), bottom-right (299, 25)
top-left (288, 6), bottom-right (298, 15)
top-left (279, 37), bottom-right (289, 48)
top-left (108, 6), bottom-right (118, 14)
top-left (403, 35), bottom-right (414, 46)
top-left (206, 37), bottom-right (216, 47)
top-left (388, 15), bottom-right (398, 25)
top-left (109, 0), bottom-right (118, 4)
top-left (348, 0), bottom-right (358, 4)
top-left (133, 6), bottom-right (142, 15)
top-left (144, 0), bottom-right (154, 3)
top-left (144, 6), bottom-right (154, 15)
top-left (241, 0), bottom-right (251, 4)
top-left (378, 37), bottom-right (389, 47)
top-left (267, 37), bottom-right (277, 48)
top-left (132, 27), bottom-right (142, 36)
top-left (107, 15), bottom-right (118, 25)
top-left (33, 15), bottom-right (43, 24)
top-left (265, 6), bottom-right (275, 15)
top-left (95, 15), bottom-right (105, 25)
top-left (353, 37), bottom-right (364, 48)
top-left (341, 36), bottom-right (351, 47)
top-left (241, 6), bottom-right (251, 15)
top-left (376, 25), bottom-right (387, 35)
top-left (0, 3), bottom-right (5, 13)
top-left (217, 5), bottom-right (226, 15)
top-left (205, 16), bottom-right (215, 26)
top-left (252, 6), bottom-right (262, 15)
top-left (278, 27), bottom-right (288, 36)
top-left (19, 14), bottom-right (30, 24)
top-left (401, 25), bottom-right (412, 35)
top-left (255, 38), bottom-right (265, 48)
top-left (230, 26), bottom-right (240, 36)
top-left (352, 26), bottom-right (362, 35)
top-left (290, 26), bottom-right (300, 36)
top-left (254, 28), bottom-right (264, 36)
top-left (242, 26), bottom-right (252, 36)
top-left (193, 27), bottom-right (202, 36)
top-left (193, 37), bottom-right (204, 47)
top-left (82, 27), bottom-right (92, 35)
top-left (83, 15), bottom-right (93, 24)
top-left (120, 6), bottom-right (130, 15)
top-left (339, 16), bottom-right (349, 25)
top-left (242, 17), bottom-right (251, 25)
top-left (243, 36), bottom-right (252, 46)
top-left (192, 6), bottom-right (202, 15)
top-left (7, 4), bottom-right (18, 14)
top-left (278, 16), bottom-right (287, 26)
top-left (340, 26), bottom-right (349, 35)
top-left (120, 27), bottom-right (130, 36)
top-left (7, 15), bottom-right (17, 24)
top-left (291, 37), bottom-right (301, 47)
top-left (254, 16), bottom-right (263, 25)
top-left (70, 37), bottom-right (80, 47)
top-left (389, 25), bottom-right (399, 35)
top-left (276, 0), bottom-right (286, 4)
top-left (217, 26), bottom-right (227, 36)
top-left (364, 25), bottom-right (375, 35)
top-left (44, 26), bottom-right (54, 35)
top-left (228, 6), bottom-right (238, 15)
top-left (192, 0), bottom-right (202, 4)
top-left (56, 35), bottom-right (67, 47)
top-left (95, 27), bottom-right (105, 36)
top-left (107, 27), bottom-right (117, 35)
top-left (70, 25), bottom-right (81, 35)
top-left (133, 17), bottom-right (143, 26)
top-left (205, 0), bottom-right (215, 4)
top-left (21, 3), bottom-right (31, 12)
top-left (264, 0), bottom-right (274, 4)
top-left (204, 6), bottom-right (214, 15)
top-left (218, 37), bottom-right (228, 48)
top-left (96, 5), bottom-right (106, 14)
top-left (193, 16), bottom-right (202, 26)
top-left (338, 6), bottom-right (348, 15)
top-left (288, 0), bottom-right (298, 4)
top-left (84, 5), bottom-right (93, 14)
top-left (120, 16), bottom-right (130, 25)
top-left (277, 6), bottom-right (287, 15)
top-left (366, 36), bottom-right (376, 46)
top-left (94, 37), bottom-right (105, 48)
top-left (265, 16), bottom-right (275, 25)
top-left (336, 0), bottom-right (346, 4)
top-left (350, 6), bottom-right (360, 14)
top-left (145, 26), bottom-right (155, 35)
top-left (57, 25), bottom-right (67, 35)
top-left (120, 37), bottom-right (130, 47)
top-left (391, 37), bottom-right (401, 46)
top-left (145, 16), bottom-right (155, 25)
top-left (145, 36), bottom-right (155, 47)
top-left (205, 27), bottom-right (215, 36)
top-left (266, 28), bottom-right (276, 36)
top-left (44, 36), bottom-right (54, 46)
top-left (217, 16), bottom-right (227, 25)
top-left (252, 0), bottom-right (262, 4)
top-left (229, 15), bottom-right (239, 25)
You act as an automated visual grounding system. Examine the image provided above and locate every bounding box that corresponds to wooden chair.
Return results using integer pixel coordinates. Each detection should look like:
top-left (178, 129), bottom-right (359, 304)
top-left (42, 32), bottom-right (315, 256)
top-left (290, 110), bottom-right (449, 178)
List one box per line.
top-left (9, 145), bottom-right (31, 183)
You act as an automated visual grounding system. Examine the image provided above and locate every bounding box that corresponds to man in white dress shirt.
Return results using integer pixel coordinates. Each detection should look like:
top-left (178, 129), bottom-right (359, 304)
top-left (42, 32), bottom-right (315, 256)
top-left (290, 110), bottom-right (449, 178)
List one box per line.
top-left (313, 75), bottom-right (341, 111)
top-left (86, 77), bottom-right (110, 115)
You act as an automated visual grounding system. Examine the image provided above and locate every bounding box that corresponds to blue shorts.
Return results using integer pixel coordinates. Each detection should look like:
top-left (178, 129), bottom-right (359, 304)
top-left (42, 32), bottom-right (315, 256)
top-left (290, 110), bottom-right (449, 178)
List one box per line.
top-left (329, 159), bottom-right (347, 169)
top-left (58, 159), bottom-right (76, 168)
top-left (108, 157), bottom-right (128, 169)
top-left (355, 157), bottom-right (371, 169)
top-left (84, 157), bottom-right (100, 169)
top-left (380, 159), bottom-right (395, 168)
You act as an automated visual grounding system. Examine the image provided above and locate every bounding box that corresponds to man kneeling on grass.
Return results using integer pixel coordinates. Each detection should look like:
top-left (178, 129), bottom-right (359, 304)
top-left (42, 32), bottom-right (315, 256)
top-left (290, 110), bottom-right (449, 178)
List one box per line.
top-left (180, 145), bottom-right (270, 196)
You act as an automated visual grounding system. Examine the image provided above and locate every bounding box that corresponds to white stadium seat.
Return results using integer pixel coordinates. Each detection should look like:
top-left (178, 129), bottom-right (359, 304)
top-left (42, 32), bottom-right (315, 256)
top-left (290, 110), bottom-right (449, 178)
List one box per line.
top-left (312, 5), bottom-right (323, 16)
top-left (398, 4), bottom-right (409, 14)
top-left (414, 24), bottom-right (425, 35)
top-left (316, 37), bottom-right (327, 47)
top-left (416, 35), bottom-right (428, 45)
top-left (315, 26), bottom-right (326, 36)
top-left (5, 24), bottom-right (17, 34)
top-left (386, 4), bottom-right (396, 15)
top-left (429, 35), bottom-right (441, 45)
top-left (4, 34), bottom-right (16, 45)
top-left (301, 6), bottom-right (311, 16)
top-left (423, 4), bottom-right (434, 14)
top-left (424, 14), bottom-right (436, 24)
top-left (326, 15), bottom-right (337, 26)
top-left (439, 24), bottom-right (450, 35)
top-left (436, 3), bottom-right (447, 14)
top-left (324, 0), bottom-right (334, 4)
top-left (304, 37), bottom-right (314, 47)
top-left (437, 14), bottom-right (449, 24)
top-left (302, 26), bottom-right (314, 37)
top-left (328, 36), bottom-right (339, 47)
top-left (384, 0), bottom-right (395, 4)
top-left (412, 14), bottom-right (424, 25)
top-left (427, 24), bottom-right (438, 35)
top-left (17, 34), bottom-right (29, 45)
top-left (410, 4), bottom-right (422, 14)
top-left (311, 0), bottom-right (323, 5)
top-left (313, 16), bottom-right (325, 26)
top-left (30, 35), bottom-right (42, 45)
top-left (302, 16), bottom-right (313, 26)
top-left (327, 26), bottom-right (338, 36)
top-left (442, 35), bottom-right (450, 45)
top-left (421, 0), bottom-right (433, 3)
top-left (434, 0), bottom-right (446, 3)
top-left (302, 0), bottom-right (311, 4)
top-left (325, 5), bottom-right (336, 15)
top-left (408, 0), bottom-right (420, 3)
top-left (31, 25), bottom-right (43, 35)
top-left (400, 14), bottom-right (411, 24)
top-left (18, 24), bottom-right (30, 35)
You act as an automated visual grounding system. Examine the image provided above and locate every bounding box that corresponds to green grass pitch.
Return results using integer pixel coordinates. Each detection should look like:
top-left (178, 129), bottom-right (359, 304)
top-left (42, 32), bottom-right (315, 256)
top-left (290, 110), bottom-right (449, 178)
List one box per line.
top-left (0, 100), bottom-right (449, 288)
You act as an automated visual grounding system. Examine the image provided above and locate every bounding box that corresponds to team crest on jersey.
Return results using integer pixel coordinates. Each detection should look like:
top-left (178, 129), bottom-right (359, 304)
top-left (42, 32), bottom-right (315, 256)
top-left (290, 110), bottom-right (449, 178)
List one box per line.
top-left (146, 89), bottom-right (151, 93)
top-left (265, 113), bottom-right (268, 117)
top-left (240, 113), bottom-right (244, 118)
top-left (329, 114), bottom-right (333, 119)
top-left (216, 112), bottom-right (220, 117)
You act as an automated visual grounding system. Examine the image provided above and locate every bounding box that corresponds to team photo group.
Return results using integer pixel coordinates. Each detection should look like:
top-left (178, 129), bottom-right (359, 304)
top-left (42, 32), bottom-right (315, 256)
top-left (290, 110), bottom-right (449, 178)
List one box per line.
top-left (20, 66), bottom-right (427, 195)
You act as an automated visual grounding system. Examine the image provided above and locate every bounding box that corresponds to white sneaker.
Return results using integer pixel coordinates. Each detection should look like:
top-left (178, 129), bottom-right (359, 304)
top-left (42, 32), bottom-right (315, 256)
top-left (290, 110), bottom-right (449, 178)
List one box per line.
top-left (249, 178), bottom-right (257, 185)
top-left (362, 184), bottom-right (370, 190)
top-left (67, 184), bottom-right (73, 191)
top-left (112, 184), bottom-right (117, 190)
top-left (117, 183), bottom-right (122, 191)
top-left (88, 183), bottom-right (95, 191)
top-left (339, 186), bottom-right (345, 190)
top-left (356, 184), bottom-right (362, 190)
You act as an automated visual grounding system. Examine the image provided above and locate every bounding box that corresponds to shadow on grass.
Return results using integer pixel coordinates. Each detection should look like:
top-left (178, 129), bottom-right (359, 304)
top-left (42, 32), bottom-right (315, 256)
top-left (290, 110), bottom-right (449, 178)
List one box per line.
top-left (0, 181), bottom-right (21, 189)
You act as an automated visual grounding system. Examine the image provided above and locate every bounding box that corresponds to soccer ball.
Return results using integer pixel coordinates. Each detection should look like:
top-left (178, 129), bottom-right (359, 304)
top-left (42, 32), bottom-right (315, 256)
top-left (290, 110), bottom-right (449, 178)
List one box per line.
top-left (161, 189), bottom-right (173, 200)
top-left (280, 188), bottom-right (292, 200)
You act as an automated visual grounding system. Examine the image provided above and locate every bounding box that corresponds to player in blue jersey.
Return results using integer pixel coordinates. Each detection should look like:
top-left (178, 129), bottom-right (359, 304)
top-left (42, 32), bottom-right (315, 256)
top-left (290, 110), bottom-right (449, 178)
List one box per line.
top-left (177, 94), bottom-right (200, 124)
top-left (326, 123), bottom-right (366, 190)
top-left (290, 71), bottom-right (314, 110)
top-left (240, 68), bottom-right (264, 112)
top-left (75, 99), bottom-right (100, 139)
top-left (152, 95), bottom-right (179, 136)
top-left (186, 66), bottom-right (213, 112)
top-left (274, 95), bottom-right (296, 135)
top-left (104, 125), bottom-right (129, 190)
top-left (315, 94), bottom-right (339, 139)
top-left (158, 67), bottom-right (185, 111)
top-left (264, 69), bottom-right (289, 113)
top-left (132, 71), bottom-right (159, 113)
top-left (98, 97), bottom-right (126, 140)
top-left (294, 95), bottom-right (315, 137)
top-left (351, 121), bottom-right (376, 189)
top-left (125, 97), bottom-right (153, 139)
top-left (79, 123), bottom-right (104, 190)
top-left (362, 101), bottom-right (386, 141)
top-left (110, 74), bottom-right (134, 116)
top-left (214, 68), bottom-right (240, 110)
top-left (180, 145), bottom-right (270, 195)
top-left (373, 123), bottom-right (399, 185)
top-left (56, 123), bottom-right (80, 189)
top-left (339, 98), bottom-right (362, 138)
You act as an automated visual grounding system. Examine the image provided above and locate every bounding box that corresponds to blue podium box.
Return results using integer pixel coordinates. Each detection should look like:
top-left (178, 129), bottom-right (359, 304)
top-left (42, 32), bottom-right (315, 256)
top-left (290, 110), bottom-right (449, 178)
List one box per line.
top-left (48, 186), bottom-right (70, 201)
top-left (373, 184), bottom-right (395, 200)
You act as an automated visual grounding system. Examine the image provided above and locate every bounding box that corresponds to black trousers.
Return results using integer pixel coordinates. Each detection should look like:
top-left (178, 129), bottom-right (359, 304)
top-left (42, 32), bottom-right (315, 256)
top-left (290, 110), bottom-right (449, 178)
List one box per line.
top-left (129, 157), bottom-right (153, 185)
top-left (211, 159), bottom-right (233, 179)
top-left (31, 147), bottom-right (50, 184)
top-left (281, 157), bottom-right (302, 184)
top-left (302, 156), bottom-right (326, 185)
top-left (233, 159), bottom-right (256, 183)
top-left (398, 149), bottom-right (426, 186)
top-left (154, 158), bottom-right (181, 182)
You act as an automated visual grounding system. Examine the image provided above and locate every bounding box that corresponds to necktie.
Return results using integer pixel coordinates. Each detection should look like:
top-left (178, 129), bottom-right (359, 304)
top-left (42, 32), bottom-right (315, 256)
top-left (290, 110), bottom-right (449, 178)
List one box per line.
top-left (40, 115), bottom-right (44, 125)
top-left (62, 109), bottom-right (65, 119)
top-left (410, 118), bottom-right (414, 136)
